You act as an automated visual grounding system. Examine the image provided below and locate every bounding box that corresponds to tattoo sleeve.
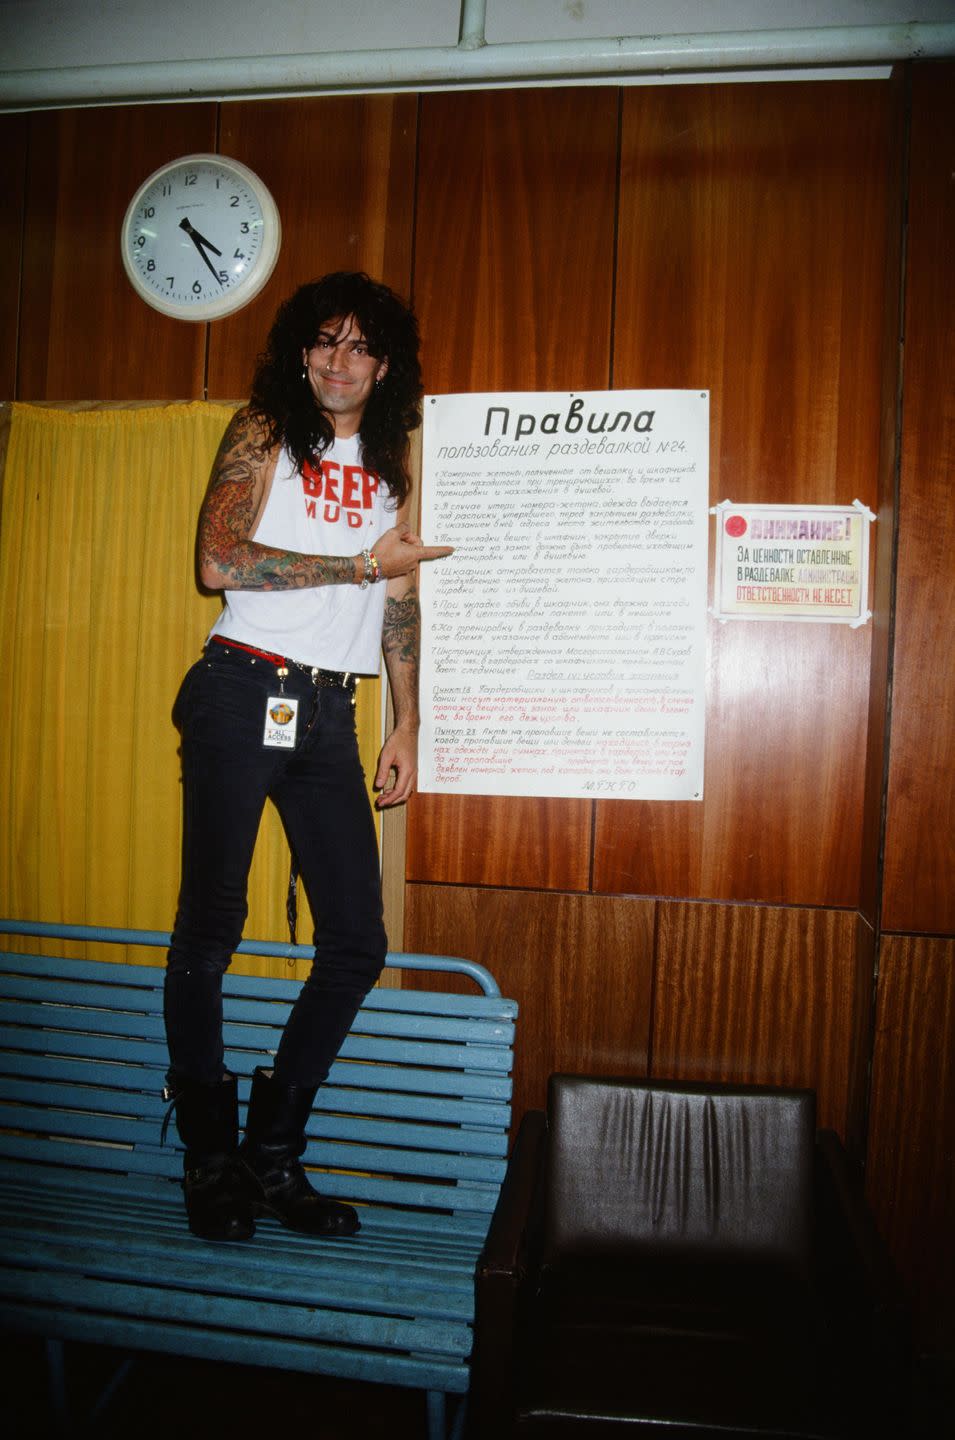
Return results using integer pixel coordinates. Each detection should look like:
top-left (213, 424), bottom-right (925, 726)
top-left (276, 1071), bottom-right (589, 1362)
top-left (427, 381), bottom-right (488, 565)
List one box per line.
top-left (382, 587), bottom-right (421, 726)
top-left (198, 409), bottom-right (357, 591)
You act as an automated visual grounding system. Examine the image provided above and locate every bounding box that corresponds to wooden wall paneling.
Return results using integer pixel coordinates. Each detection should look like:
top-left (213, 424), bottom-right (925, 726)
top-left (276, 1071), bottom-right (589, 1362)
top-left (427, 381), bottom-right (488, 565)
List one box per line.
top-left (846, 913), bottom-right (878, 1162)
top-left (866, 934), bottom-right (955, 1344)
top-left (651, 899), bottom-right (862, 1136)
top-left (208, 96), bottom-right (419, 397)
top-left (404, 884), bottom-right (655, 1128)
top-left (18, 106), bottom-right (216, 401)
top-left (858, 69), bottom-right (907, 929)
top-left (406, 792), bottom-right (591, 893)
top-left (413, 89), bottom-right (618, 395)
top-left (0, 115), bottom-right (27, 400)
top-left (598, 82), bottom-right (891, 907)
top-left (407, 88), bottom-right (620, 891)
top-left (704, 625), bottom-right (871, 907)
top-left (882, 64), bottom-right (955, 935)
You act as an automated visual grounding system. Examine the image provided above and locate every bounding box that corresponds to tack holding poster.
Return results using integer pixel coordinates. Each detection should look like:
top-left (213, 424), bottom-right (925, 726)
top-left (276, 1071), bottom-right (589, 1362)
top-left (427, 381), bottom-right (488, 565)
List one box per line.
top-left (417, 390), bottom-right (710, 801)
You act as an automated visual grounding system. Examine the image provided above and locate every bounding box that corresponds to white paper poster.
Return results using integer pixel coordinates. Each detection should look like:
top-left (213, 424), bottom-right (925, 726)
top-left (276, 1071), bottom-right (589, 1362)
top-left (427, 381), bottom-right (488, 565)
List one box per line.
top-left (418, 390), bottom-right (710, 801)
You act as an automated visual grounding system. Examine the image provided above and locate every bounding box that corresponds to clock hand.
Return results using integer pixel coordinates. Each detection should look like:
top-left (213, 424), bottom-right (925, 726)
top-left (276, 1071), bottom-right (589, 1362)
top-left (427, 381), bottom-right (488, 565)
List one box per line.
top-left (178, 217), bottom-right (223, 256)
top-left (179, 217), bottom-right (225, 285)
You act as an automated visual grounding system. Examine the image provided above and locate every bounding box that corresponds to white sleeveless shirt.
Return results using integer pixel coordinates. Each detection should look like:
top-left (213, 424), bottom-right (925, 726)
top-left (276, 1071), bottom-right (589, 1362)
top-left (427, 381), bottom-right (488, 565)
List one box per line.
top-left (208, 434), bottom-right (393, 673)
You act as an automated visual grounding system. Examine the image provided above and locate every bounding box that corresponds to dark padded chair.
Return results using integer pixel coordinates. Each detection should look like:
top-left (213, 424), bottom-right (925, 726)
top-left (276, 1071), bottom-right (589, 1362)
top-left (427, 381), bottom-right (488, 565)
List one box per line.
top-left (468, 1076), bottom-right (908, 1439)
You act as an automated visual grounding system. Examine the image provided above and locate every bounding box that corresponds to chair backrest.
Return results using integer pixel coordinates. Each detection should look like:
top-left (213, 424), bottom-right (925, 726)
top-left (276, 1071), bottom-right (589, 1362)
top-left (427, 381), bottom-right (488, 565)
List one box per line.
top-left (543, 1075), bottom-right (815, 1268)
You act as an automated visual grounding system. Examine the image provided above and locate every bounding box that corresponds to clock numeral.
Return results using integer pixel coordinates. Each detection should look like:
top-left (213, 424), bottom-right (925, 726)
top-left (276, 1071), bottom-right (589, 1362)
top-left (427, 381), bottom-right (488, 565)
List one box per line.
top-left (240, 222), bottom-right (250, 234)
top-left (230, 194), bottom-right (240, 207)
top-left (192, 281), bottom-right (203, 294)
top-left (161, 183), bottom-right (171, 197)
top-left (135, 235), bottom-right (146, 248)
top-left (146, 260), bottom-right (156, 273)
top-left (234, 249), bottom-right (246, 260)
top-left (184, 173), bottom-right (198, 186)
top-left (218, 270), bottom-right (229, 284)
top-left (166, 276), bottom-right (175, 288)
top-left (143, 206), bottom-right (155, 219)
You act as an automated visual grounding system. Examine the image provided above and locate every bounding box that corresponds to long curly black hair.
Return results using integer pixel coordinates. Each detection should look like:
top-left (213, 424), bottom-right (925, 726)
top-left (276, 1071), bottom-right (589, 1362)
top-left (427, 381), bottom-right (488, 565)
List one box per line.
top-left (248, 272), bottom-right (422, 507)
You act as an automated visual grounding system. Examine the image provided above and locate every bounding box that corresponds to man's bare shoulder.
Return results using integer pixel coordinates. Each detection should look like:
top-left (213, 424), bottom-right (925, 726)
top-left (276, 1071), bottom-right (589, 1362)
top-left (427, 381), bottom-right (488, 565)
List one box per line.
top-left (208, 406), bottom-right (276, 491)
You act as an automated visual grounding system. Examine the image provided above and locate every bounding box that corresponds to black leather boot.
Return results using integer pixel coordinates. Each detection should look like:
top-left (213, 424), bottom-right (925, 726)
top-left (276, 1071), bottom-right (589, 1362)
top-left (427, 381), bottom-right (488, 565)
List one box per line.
top-left (237, 1067), bottom-right (360, 1236)
top-left (165, 1071), bottom-right (255, 1242)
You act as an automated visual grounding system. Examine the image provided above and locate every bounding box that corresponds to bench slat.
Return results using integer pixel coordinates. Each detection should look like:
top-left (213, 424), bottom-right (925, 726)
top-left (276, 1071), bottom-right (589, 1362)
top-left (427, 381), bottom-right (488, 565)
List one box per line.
top-left (0, 1102), bottom-right (507, 1181)
top-left (1, 974), bottom-right (515, 1046)
top-left (1, 1000), bottom-right (167, 1039)
top-left (0, 1078), bottom-right (509, 1154)
top-left (0, 1054), bottom-right (512, 1126)
top-left (0, 1203), bottom-right (486, 1284)
top-left (299, 1139), bottom-right (506, 1184)
top-left (0, 1025), bottom-right (167, 1067)
top-left (0, 949), bottom-right (517, 1022)
top-left (0, 932), bottom-right (517, 1416)
top-left (0, 1136), bottom-right (501, 1213)
top-left (4, 1229), bottom-right (478, 1308)
top-left (1, 1229), bottom-right (476, 1322)
top-left (1, 1003), bottom-right (513, 1072)
top-left (0, 1162), bottom-right (493, 1240)
top-left (0, 950), bottom-right (166, 988)
top-left (6, 1305), bottom-right (471, 1393)
top-left (1, 1269), bottom-right (472, 1356)
top-left (0, 1027), bottom-right (513, 1101)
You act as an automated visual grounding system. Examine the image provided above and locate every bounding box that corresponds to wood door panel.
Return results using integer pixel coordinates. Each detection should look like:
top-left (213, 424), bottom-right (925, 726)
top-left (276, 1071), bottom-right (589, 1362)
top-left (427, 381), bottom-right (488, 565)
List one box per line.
top-left (404, 884), bottom-right (654, 1128)
top-left (407, 89), bottom-right (618, 889)
top-left (598, 82), bottom-right (891, 906)
top-left (882, 65), bottom-right (955, 935)
top-left (651, 899), bottom-right (861, 1136)
top-left (413, 88), bottom-right (618, 394)
top-left (594, 798), bottom-right (703, 901)
top-left (596, 618), bottom-right (872, 906)
top-left (866, 933), bottom-right (955, 1344)
top-left (19, 107), bottom-right (216, 401)
top-left (406, 793), bottom-right (592, 891)
top-left (208, 96), bottom-right (418, 398)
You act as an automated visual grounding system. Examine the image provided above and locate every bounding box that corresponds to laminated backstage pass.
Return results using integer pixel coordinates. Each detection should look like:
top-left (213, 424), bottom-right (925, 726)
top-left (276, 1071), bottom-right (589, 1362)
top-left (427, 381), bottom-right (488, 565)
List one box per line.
top-left (263, 694), bottom-right (299, 749)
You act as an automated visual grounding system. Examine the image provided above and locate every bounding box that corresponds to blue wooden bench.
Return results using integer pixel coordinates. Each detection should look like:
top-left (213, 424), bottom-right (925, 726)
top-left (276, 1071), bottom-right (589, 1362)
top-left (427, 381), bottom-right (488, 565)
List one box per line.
top-left (0, 920), bottom-right (518, 1440)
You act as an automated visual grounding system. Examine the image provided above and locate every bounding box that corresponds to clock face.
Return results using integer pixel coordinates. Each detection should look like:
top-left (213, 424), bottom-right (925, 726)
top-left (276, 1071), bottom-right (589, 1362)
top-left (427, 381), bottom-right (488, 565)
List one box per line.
top-left (121, 154), bottom-right (281, 321)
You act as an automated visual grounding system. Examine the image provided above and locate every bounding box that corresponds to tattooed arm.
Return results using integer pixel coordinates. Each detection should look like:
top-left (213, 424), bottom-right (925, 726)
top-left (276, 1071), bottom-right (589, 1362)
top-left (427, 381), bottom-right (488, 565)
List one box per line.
top-left (374, 572), bottom-right (422, 808)
top-left (198, 408), bottom-right (452, 592)
top-left (198, 408), bottom-right (358, 590)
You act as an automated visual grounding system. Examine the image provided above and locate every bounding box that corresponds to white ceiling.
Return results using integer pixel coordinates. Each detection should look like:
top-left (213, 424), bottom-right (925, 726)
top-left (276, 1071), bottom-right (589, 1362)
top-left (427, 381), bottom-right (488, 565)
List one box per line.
top-left (1, 0), bottom-right (952, 109)
top-left (2, 0), bottom-right (952, 72)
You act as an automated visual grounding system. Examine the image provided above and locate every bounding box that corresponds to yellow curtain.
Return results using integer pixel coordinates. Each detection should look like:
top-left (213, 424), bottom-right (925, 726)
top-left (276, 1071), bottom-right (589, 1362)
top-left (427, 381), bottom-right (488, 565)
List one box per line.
top-left (0, 402), bottom-right (382, 975)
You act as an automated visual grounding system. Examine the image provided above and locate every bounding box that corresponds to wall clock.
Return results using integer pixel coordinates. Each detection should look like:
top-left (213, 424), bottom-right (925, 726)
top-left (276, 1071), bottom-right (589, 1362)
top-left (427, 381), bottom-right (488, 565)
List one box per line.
top-left (121, 154), bottom-right (281, 321)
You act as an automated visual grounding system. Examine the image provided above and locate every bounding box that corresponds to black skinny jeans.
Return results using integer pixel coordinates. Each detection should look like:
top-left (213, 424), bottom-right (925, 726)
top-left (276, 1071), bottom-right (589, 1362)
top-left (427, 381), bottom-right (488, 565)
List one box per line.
top-left (164, 643), bottom-right (387, 1090)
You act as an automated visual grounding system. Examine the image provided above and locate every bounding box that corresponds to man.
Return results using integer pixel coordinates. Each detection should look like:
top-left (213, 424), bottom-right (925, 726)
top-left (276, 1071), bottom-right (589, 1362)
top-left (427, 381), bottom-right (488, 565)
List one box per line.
top-left (163, 272), bottom-right (451, 1242)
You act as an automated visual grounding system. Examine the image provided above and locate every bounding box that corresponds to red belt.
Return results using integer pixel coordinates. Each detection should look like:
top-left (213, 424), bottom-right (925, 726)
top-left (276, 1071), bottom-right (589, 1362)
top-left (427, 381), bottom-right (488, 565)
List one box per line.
top-left (210, 635), bottom-right (356, 690)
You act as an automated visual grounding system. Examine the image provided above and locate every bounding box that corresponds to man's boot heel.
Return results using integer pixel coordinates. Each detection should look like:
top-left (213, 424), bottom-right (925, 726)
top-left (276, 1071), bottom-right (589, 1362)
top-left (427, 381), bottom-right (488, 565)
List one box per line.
top-left (238, 1066), bottom-right (360, 1237)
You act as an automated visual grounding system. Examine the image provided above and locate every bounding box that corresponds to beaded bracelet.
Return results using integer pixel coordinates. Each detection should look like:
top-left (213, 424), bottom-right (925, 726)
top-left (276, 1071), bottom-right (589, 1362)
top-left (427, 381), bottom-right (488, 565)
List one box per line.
top-left (359, 548), bottom-right (381, 589)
